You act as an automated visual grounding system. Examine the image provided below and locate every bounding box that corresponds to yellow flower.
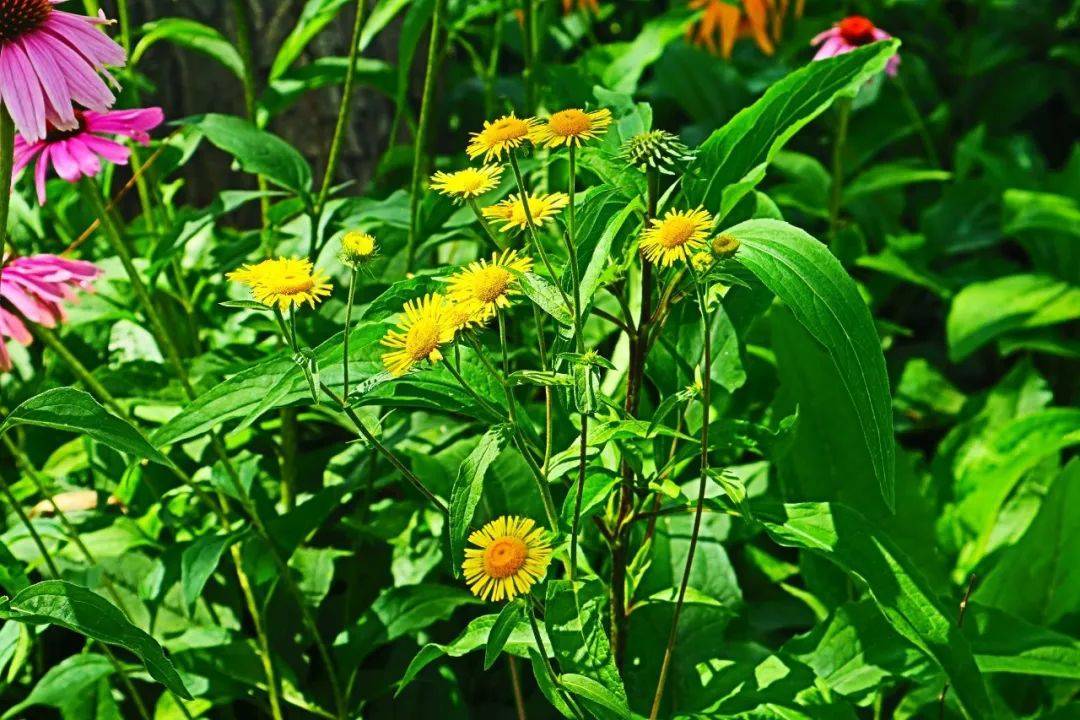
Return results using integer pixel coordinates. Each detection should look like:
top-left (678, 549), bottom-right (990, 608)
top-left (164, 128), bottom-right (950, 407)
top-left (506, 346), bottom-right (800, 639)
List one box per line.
top-left (227, 257), bottom-right (332, 310)
top-left (380, 294), bottom-right (457, 376)
top-left (447, 249), bottom-right (533, 320)
top-left (639, 208), bottom-right (714, 267)
top-left (467, 113), bottom-right (539, 162)
top-left (482, 192), bottom-right (569, 232)
top-left (340, 230), bottom-right (378, 267)
top-left (430, 165), bottom-right (504, 202)
top-left (691, 251), bottom-right (714, 272)
top-left (462, 516), bottom-right (553, 602)
top-left (445, 299), bottom-right (491, 332)
top-left (530, 108), bottom-right (612, 149)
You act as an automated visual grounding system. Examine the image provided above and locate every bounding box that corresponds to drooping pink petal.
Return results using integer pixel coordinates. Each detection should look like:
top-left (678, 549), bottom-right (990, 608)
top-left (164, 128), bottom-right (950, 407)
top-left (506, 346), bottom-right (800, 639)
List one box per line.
top-left (48, 140), bottom-right (83, 183)
top-left (35, 146), bottom-right (52, 204)
top-left (65, 136), bottom-right (105, 176)
top-left (83, 107), bottom-right (164, 141)
top-left (0, 44), bottom-right (47, 142)
top-left (12, 138), bottom-right (45, 178)
top-left (44, 12), bottom-right (127, 69)
top-left (80, 134), bottom-right (130, 165)
top-left (0, 309), bottom-right (33, 344)
top-left (36, 27), bottom-right (117, 110)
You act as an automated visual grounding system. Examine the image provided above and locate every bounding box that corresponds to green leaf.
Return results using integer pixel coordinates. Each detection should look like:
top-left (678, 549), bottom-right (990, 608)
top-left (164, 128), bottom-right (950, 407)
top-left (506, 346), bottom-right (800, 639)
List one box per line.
top-left (484, 600), bottom-right (522, 670)
top-left (760, 503), bottom-right (992, 720)
top-left (133, 19), bottom-right (244, 79)
top-left (186, 113), bottom-right (313, 195)
top-left (397, 612), bottom-right (543, 694)
top-left (683, 40), bottom-right (899, 215)
top-left (0, 540), bottom-right (29, 596)
top-left (181, 531), bottom-right (242, 609)
top-left (0, 388), bottom-right (171, 467)
top-left (560, 673), bottom-right (632, 719)
top-left (843, 163), bottom-right (951, 201)
top-left (545, 579), bottom-right (630, 719)
top-left (730, 219), bottom-right (894, 508)
top-left (973, 459), bottom-right (1080, 625)
top-left (968, 603), bottom-right (1080, 679)
top-left (2, 581), bottom-right (190, 699)
top-left (269, 0), bottom-right (351, 80)
top-left (520, 272), bottom-right (574, 326)
top-left (1, 653), bottom-right (113, 719)
top-left (946, 274), bottom-right (1080, 361)
top-left (530, 649), bottom-right (575, 718)
top-left (450, 426), bottom-right (510, 574)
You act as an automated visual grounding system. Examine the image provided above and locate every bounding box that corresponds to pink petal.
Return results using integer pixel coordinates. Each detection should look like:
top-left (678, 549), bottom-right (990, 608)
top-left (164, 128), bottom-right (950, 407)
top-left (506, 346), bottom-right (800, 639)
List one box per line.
top-left (48, 140), bottom-right (84, 182)
top-left (16, 35), bottom-right (77, 129)
top-left (0, 44), bottom-right (47, 142)
top-left (35, 146), bottom-right (52, 205)
top-left (80, 134), bottom-right (130, 165)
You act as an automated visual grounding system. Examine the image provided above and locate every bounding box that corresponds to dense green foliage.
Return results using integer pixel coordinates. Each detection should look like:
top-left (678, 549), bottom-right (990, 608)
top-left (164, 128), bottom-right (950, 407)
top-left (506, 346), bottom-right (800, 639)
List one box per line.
top-left (0, 1), bottom-right (1077, 719)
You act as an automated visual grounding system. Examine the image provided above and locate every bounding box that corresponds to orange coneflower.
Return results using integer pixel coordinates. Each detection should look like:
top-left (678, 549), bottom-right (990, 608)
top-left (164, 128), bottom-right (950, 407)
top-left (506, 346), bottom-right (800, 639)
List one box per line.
top-left (562, 0), bottom-right (600, 14)
top-left (687, 0), bottom-right (799, 59)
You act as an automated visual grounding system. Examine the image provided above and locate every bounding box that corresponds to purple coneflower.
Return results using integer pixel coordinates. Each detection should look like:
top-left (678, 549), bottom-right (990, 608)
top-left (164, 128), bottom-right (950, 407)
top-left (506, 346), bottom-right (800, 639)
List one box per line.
top-left (811, 15), bottom-right (900, 76)
top-left (0, 0), bottom-right (126, 143)
top-left (1, 252), bottom-right (99, 371)
top-left (14, 107), bottom-right (163, 204)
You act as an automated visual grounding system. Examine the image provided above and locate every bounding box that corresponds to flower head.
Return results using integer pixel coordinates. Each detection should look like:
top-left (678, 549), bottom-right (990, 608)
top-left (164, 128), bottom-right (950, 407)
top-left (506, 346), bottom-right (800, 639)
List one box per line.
top-left (687, 0), bottom-right (779, 59)
top-left (447, 249), bottom-right (533, 321)
top-left (639, 208), bottom-right (714, 267)
top-left (380, 293), bottom-right (456, 376)
top-left (1, 253), bottom-right (100, 372)
top-left (482, 192), bottom-right (568, 233)
top-left (0, 1), bottom-right (126, 143)
top-left (811, 16), bottom-right (900, 75)
top-left (711, 233), bottom-right (741, 259)
top-left (14, 107), bottom-right (164, 205)
top-left (620, 130), bottom-right (696, 176)
top-left (529, 108), bottom-right (612, 149)
top-left (467, 113), bottom-right (539, 161)
top-left (430, 165), bottom-right (503, 202)
top-left (462, 516), bottom-right (553, 602)
top-left (445, 299), bottom-right (489, 333)
top-left (227, 257), bottom-right (332, 310)
top-left (339, 230), bottom-right (378, 268)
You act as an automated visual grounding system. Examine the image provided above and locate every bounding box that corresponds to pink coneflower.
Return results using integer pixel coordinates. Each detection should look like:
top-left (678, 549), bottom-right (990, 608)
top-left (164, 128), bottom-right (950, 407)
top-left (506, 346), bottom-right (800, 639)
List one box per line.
top-left (13, 107), bottom-right (163, 204)
top-left (0, 253), bottom-right (99, 371)
top-left (0, 0), bottom-right (126, 143)
top-left (811, 15), bottom-right (900, 76)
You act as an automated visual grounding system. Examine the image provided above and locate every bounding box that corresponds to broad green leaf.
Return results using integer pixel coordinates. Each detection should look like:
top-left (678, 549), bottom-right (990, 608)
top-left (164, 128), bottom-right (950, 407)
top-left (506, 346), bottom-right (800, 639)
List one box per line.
top-left (730, 219), bottom-right (894, 508)
top-left (186, 114), bottom-right (313, 195)
top-left (450, 426), bottom-right (510, 573)
top-left (560, 673), bottom-right (631, 719)
top-left (1, 654), bottom-right (113, 719)
top-left (521, 272), bottom-right (574, 326)
top-left (181, 531), bottom-right (242, 609)
top-left (359, 0), bottom-right (413, 51)
top-left (954, 410), bottom-right (1080, 570)
top-left (133, 19), bottom-right (244, 79)
top-left (484, 600), bottom-right (522, 670)
top-left (974, 459), bottom-right (1080, 625)
top-left (530, 649), bottom-right (575, 718)
top-left (967, 603), bottom-right (1080, 679)
top-left (545, 579), bottom-right (630, 719)
top-left (946, 274), bottom-right (1080, 361)
top-left (1003, 189), bottom-right (1080, 282)
top-left (0, 540), bottom-right (29, 596)
top-left (0, 388), bottom-right (171, 467)
top-left (843, 163), bottom-right (951, 201)
top-left (601, 12), bottom-right (689, 94)
top-left (1, 581), bottom-right (190, 699)
top-left (683, 41), bottom-right (899, 215)
top-left (761, 503), bottom-right (992, 720)
top-left (397, 612), bottom-right (543, 694)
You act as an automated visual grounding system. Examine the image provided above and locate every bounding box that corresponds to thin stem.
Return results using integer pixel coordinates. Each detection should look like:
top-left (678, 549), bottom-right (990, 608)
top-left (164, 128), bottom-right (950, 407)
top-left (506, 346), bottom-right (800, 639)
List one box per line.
top-left (498, 315), bottom-right (559, 529)
top-left (468, 198), bottom-right (505, 250)
top-left (406, 0), bottom-right (446, 271)
top-left (566, 144), bottom-right (588, 580)
top-left (0, 106), bottom-right (15, 283)
top-left (937, 574), bottom-right (977, 719)
top-left (828, 97), bottom-right (852, 238)
top-left (649, 280), bottom-right (713, 719)
top-left (894, 73), bottom-right (941, 169)
top-left (116, 0), bottom-right (132, 56)
top-left (318, 0), bottom-right (368, 211)
top-left (520, 0), bottom-right (537, 112)
top-left (31, 325), bottom-right (125, 416)
top-left (485, 0), bottom-right (506, 117)
top-left (526, 605), bottom-right (584, 720)
top-left (508, 655), bottom-right (528, 720)
top-left (444, 354), bottom-right (505, 422)
top-left (279, 408), bottom-right (298, 511)
top-left (343, 268), bottom-right (358, 398)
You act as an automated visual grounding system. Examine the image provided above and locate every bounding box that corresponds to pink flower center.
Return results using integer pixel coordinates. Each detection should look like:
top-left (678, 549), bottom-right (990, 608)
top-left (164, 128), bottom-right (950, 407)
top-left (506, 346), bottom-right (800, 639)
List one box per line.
top-left (0, 0), bottom-right (53, 42)
top-left (838, 15), bottom-right (876, 46)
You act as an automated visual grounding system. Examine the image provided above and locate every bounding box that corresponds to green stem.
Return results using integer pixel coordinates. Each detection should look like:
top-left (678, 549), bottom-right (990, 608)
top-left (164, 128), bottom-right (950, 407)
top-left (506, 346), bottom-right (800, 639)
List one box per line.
top-left (0, 106), bottom-right (15, 276)
top-left (468, 198), bottom-right (505, 250)
top-left (444, 353), bottom-right (505, 422)
top-left (566, 144), bottom-right (588, 580)
top-left (521, 0), bottom-right (537, 112)
top-left (894, 73), bottom-right (941, 169)
top-left (343, 268), bottom-right (358, 399)
top-left (649, 280), bottom-right (713, 720)
top-left (31, 325), bottom-right (125, 416)
top-left (406, 0), bottom-right (446, 271)
top-left (526, 604), bottom-right (584, 720)
top-left (280, 408), bottom-right (298, 511)
top-left (317, 0), bottom-right (368, 211)
top-left (485, 0), bottom-right (506, 117)
top-left (116, 0), bottom-right (132, 57)
top-left (828, 97), bottom-right (851, 238)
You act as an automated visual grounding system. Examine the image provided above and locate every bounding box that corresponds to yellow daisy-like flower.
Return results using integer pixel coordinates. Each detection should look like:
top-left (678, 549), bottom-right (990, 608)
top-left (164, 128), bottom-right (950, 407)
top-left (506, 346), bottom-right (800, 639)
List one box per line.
top-left (462, 516), bottom-right (553, 602)
top-left (482, 192), bottom-right (569, 232)
top-left (445, 299), bottom-right (491, 332)
top-left (639, 208), bottom-right (714, 267)
top-left (431, 165), bottom-right (504, 202)
top-left (227, 257), bottom-right (333, 310)
top-left (380, 294), bottom-right (457, 377)
top-left (447, 249), bottom-right (533, 320)
top-left (529, 108), bottom-right (612, 149)
top-left (340, 230), bottom-right (378, 267)
top-left (467, 113), bottom-right (539, 162)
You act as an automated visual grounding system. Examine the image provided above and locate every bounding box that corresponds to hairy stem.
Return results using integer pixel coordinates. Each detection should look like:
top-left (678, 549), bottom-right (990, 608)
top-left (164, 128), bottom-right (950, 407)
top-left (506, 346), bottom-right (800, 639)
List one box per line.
top-left (318, 0), bottom-right (368, 211)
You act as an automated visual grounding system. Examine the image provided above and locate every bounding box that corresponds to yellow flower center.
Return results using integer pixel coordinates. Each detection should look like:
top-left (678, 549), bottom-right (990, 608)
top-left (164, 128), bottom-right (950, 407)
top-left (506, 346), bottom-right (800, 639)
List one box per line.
top-left (470, 266), bottom-right (512, 302)
top-left (658, 216), bottom-right (697, 248)
top-left (343, 231), bottom-right (376, 258)
top-left (271, 276), bottom-right (316, 295)
top-left (483, 537), bottom-right (528, 578)
top-left (405, 318), bottom-right (441, 360)
top-left (456, 170), bottom-right (486, 192)
top-left (487, 117), bottom-right (530, 142)
top-left (547, 109), bottom-right (591, 137)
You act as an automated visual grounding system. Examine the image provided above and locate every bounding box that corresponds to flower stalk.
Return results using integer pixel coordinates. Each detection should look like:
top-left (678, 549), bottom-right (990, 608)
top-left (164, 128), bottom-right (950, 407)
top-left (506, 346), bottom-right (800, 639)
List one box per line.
top-left (407, 0), bottom-right (446, 271)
